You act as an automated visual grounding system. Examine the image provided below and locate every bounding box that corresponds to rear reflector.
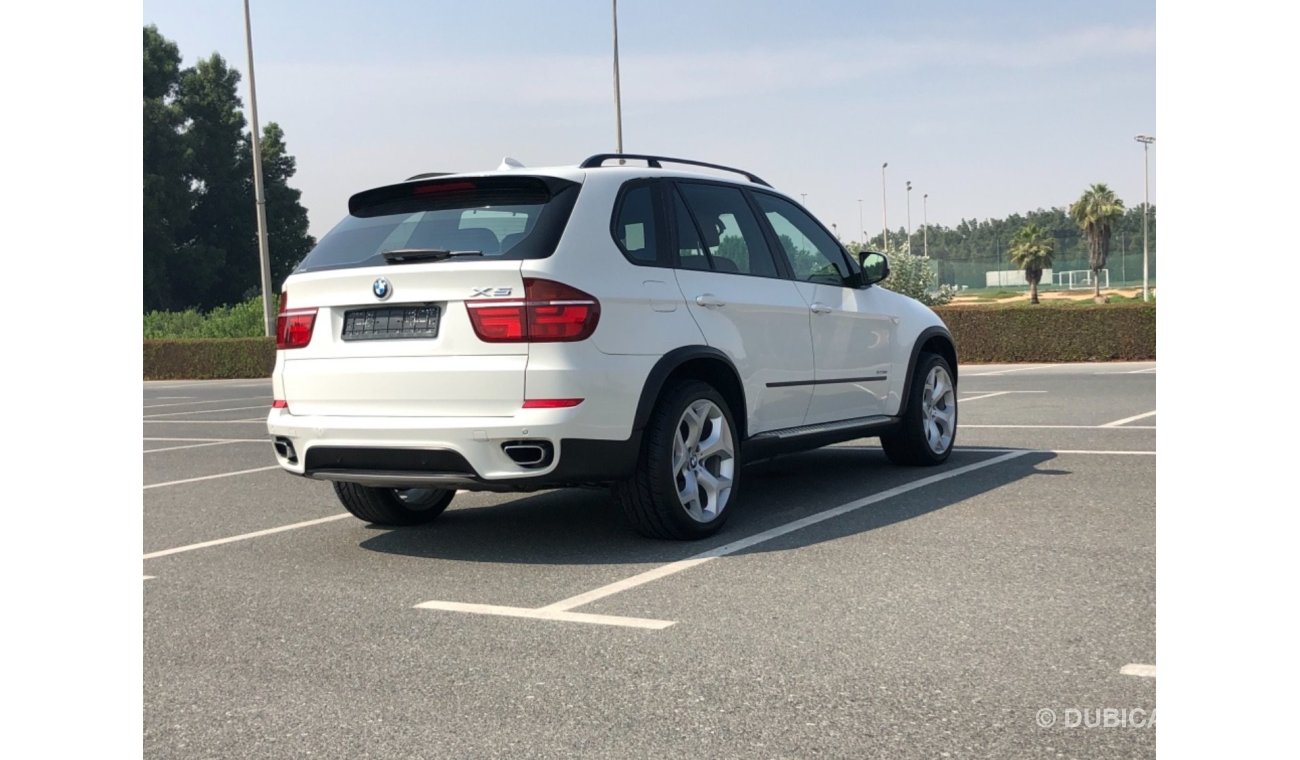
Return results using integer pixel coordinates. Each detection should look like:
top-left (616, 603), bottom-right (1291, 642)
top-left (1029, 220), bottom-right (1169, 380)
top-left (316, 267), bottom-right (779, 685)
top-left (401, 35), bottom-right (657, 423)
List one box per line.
top-left (522, 398), bottom-right (584, 409)
top-left (465, 278), bottom-right (599, 343)
top-left (272, 399), bottom-right (288, 409)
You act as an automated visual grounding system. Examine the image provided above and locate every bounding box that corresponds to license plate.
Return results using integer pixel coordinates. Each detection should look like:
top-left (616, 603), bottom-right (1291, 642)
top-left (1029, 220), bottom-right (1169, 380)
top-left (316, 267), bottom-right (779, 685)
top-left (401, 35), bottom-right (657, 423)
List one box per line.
top-left (341, 305), bottom-right (441, 341)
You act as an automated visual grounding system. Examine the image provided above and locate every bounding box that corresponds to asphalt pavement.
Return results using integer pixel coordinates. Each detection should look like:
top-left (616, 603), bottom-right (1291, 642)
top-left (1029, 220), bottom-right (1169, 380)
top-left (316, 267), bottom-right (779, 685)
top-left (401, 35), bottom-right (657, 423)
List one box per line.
top-left (144, 362), bottom-right (1156, 759)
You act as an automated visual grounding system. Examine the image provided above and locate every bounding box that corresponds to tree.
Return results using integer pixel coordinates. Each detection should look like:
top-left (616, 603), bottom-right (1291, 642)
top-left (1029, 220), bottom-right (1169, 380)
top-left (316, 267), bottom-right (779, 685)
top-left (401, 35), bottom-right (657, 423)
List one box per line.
top-left (1008, 222), bottom-right (1056, 304)
top-left (143, 26), bottom-right (318, 312)
top-left (143, 25), bottom-right (191, 311)
top-left (176, 52), bottom-right (254, 308)
top-left (250, 122), bottom-right (316, 288)
top-left (1068, 183), bottom-right (1126, 300)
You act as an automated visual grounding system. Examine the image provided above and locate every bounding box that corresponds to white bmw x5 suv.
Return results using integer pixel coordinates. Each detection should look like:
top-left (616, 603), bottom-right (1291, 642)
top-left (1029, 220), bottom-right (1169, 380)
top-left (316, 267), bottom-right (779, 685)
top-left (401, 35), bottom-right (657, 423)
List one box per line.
top-left (267, 154), bottom-right (958, 539)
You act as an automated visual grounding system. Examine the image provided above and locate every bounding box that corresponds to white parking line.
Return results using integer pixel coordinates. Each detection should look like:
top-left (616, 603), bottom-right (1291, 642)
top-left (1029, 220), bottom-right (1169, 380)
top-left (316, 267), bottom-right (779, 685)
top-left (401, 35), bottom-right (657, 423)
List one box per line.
top-left (143, 465), bottom-right (282, 490)
top-left (144, 404), bottom-right (269, 419)
top-left (963, 424), bottom-right (1154, 430)
top-left (1121, 663), bottom-right (1156, 677)
top-left (960, 391), bottom-right (1018, 402)
top-left (413, 601), bottom-right (676, 630)
top-left (144, 437), bottom-right (267, 442)
top-left (143, 514), bottom-right (351, 560)
top-left (144, 419), bottom-right (268, 424)
top-left (143, 395), bottom-right (270, 410)
top-left (960, 390), bottom-right (1046, 394)
top-left (415, 450), bottom-right (1028, 629)
top-left (144, 440), bottom-right (246, 454)
top-left (834, 445), bottom-right (1155, 456)
top-left (1101, 410), bottom-right (1157, 427)
top-left (963, 365), bottom-right (1059, 376)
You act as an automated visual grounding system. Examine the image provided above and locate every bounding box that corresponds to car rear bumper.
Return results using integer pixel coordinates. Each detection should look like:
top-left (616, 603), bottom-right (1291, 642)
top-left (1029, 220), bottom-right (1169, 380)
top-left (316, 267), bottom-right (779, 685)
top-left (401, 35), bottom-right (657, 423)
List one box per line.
top-left (266, 407), bottom-right (641, 490)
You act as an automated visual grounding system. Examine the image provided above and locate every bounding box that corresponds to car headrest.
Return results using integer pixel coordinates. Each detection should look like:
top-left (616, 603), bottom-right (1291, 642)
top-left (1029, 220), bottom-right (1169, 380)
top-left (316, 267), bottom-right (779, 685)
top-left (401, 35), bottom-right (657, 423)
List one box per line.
top-left (712, 256), bottom-right (740, 273)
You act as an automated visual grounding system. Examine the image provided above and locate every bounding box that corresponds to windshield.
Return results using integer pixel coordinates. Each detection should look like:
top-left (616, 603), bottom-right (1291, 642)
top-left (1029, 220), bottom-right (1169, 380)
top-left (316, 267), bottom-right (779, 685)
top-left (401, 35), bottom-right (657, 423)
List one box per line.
top-left (295, 176), bottom-right (580, 273)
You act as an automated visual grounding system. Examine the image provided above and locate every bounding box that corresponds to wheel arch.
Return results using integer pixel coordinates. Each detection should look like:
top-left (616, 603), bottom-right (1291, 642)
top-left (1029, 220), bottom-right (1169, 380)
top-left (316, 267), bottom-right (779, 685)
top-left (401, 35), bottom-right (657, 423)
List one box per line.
top-left (899, 326), bottom-right (958, 408)
top-left (632, 346), bottom-right (749, 441)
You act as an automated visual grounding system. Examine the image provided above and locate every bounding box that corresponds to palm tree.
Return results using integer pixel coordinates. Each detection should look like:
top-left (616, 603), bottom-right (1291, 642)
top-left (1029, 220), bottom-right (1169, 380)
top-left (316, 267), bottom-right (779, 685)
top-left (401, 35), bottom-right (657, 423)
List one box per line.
top-left (1009, 223), bottom-right (1056, 304)
top-left (1069, 183), bottom-right (1126, 300)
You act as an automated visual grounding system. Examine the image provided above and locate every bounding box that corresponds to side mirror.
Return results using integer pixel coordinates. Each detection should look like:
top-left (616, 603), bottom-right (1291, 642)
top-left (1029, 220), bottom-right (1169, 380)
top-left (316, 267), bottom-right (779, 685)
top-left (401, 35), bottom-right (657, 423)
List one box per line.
top-left (859, 251), bottom-right (890, 287)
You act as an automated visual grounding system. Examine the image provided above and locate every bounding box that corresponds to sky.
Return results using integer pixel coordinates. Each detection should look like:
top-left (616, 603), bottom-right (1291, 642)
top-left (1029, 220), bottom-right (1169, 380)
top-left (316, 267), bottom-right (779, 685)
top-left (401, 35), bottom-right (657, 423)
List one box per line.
top-left (142, 0), bottom-right (1156, 243)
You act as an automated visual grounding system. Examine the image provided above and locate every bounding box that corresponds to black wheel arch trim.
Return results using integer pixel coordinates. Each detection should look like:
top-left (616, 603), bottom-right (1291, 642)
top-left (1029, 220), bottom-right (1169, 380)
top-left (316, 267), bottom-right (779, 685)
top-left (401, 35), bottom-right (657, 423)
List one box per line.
top-left (898, 326), bottom-right (958, 412)
top-left (631, 345), bottom-right (747, 438)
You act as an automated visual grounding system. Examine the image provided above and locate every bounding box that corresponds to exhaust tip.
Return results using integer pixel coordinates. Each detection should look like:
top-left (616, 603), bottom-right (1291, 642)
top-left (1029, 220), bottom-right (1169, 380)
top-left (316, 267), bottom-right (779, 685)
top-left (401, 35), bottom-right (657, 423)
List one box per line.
top-left (502, 440), bottom-right (553, 469)
top-left (273, 437), bottom-right (298, 464)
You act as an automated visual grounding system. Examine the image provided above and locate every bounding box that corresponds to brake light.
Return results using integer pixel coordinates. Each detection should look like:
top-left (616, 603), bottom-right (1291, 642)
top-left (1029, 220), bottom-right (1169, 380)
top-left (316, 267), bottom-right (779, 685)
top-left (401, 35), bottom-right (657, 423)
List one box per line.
top-left (465, 278), bottom-right (600, 343)
top-left (413, 181), bottom-right (476, 194)
top-left (275, 292), bottom-right (317, 350)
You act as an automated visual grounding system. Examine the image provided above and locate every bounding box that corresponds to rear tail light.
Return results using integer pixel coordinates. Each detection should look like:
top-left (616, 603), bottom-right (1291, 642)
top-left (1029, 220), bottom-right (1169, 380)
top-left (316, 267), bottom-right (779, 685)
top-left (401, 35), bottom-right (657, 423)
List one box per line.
top-left (466, 278), bottom-right (600, 343)
top-left (275, 292), bottom-right (318, 350)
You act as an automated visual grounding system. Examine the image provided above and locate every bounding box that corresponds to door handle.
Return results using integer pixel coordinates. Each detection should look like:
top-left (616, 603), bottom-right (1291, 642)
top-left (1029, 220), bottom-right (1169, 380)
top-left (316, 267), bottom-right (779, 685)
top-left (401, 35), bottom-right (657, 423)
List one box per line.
top-left (810, 302), bottom-right (833, 315)
top-left (695, 294), bottom-right (726, 309)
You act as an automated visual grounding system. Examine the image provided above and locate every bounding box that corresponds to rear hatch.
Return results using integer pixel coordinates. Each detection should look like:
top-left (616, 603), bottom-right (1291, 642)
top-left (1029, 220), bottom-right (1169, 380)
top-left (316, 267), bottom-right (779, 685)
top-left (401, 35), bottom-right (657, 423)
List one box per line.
top-left (278, 174), bottom-right (580, 418)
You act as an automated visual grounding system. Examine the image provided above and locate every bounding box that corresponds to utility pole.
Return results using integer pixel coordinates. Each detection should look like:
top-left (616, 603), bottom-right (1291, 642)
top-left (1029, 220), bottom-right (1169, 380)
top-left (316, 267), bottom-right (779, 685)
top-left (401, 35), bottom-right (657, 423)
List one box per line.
top-left (905, 180), bottom-right (912, 253)
top-left (880, 163), bottom-right (889, 253)
top-left (1135, 134), bottom-right (1155, 301)
top-left (857, 198), bottom-right (863, 246)
top-left (242, 0), bottom-right (274, 337)
top-left (612, 0), bottom-right (623, 153)
top-left (922, 193), bottom-right (929, 258)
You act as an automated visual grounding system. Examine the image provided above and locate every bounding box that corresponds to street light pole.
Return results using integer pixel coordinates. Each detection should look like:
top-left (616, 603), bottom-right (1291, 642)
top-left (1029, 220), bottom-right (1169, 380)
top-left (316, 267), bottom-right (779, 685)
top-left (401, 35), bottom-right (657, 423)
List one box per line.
top-left (857, 198), bottom-right (863, 246)
top-left (905, 180), bottom-right (912, 253)
top-left (922, 193), bottom-right (929, 258)
top-left (612, 0), bottom-right (623, 153)
top-left (880, 163), bottom-right (889, 253)
top-left (242, 0), bottom-right (274, 338)
top-left (1135, 134), bottom-right (1155, 301)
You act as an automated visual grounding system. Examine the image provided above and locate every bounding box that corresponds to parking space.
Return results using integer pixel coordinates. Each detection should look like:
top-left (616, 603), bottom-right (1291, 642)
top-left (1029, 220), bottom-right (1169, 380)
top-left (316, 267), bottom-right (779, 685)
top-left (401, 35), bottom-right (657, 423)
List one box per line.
top-left (144, 363), bottom-right (1155, 758)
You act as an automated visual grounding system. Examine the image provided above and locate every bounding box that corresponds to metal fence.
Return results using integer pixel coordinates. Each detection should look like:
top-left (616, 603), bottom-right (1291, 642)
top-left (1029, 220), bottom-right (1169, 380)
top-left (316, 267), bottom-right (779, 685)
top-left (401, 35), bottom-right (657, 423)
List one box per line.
top-left (936, 250), bottom-right (1157, 291)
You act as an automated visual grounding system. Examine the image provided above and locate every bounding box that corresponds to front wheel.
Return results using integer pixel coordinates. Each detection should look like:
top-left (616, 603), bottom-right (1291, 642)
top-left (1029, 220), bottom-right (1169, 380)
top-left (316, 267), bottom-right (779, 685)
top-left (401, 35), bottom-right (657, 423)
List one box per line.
top-left (333, 483), bottom-right (455, 526)
top-left (881, 353), bottom-right (957, 466)
top-left (615, 380), bottom-right (739, 540)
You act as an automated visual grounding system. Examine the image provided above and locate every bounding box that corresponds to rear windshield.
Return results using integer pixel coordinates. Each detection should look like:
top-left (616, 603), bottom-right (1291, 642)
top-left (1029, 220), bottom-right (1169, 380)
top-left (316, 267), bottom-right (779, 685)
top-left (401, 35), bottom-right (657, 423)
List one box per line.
top-left (295, 176), bottom-right (580, 273)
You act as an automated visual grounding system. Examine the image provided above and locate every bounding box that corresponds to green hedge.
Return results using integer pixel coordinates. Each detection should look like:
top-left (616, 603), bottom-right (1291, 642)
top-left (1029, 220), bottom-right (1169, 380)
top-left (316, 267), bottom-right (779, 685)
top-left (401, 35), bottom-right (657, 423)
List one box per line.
top-left (143, 304), bottom-right (1155, 379)
top-left (934, 302), bottom-right (1155, 363)
top-left (144, 338), bottom-right (276, 380)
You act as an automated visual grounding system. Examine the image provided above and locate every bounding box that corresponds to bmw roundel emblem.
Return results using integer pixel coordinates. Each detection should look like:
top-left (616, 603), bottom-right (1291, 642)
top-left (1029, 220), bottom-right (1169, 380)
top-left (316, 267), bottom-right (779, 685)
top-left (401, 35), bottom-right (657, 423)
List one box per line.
top-left (372, 277), bottom-right (392, 300)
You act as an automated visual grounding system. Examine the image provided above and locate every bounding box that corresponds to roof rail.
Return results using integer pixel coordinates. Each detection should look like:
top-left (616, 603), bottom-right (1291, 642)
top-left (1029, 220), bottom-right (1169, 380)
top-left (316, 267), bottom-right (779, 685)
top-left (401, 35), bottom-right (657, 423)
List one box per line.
top-left (579, 153), bottom-right (771, 187)
top-left (405, 171), bottom-right (455, 181)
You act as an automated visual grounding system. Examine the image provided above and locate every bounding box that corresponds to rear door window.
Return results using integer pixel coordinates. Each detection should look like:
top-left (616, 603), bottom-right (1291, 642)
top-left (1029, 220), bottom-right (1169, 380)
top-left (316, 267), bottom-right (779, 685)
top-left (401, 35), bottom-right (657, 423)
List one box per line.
top-left (295, 176), bottom-right (579, 273)
top-left (675, 182), bottom-right (781, 278)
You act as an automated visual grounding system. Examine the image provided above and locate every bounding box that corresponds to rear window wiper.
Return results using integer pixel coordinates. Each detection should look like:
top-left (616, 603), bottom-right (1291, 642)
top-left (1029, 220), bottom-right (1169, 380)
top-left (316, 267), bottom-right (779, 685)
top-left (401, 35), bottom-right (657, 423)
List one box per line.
top-left (381, 248), bottom-right (484, 264)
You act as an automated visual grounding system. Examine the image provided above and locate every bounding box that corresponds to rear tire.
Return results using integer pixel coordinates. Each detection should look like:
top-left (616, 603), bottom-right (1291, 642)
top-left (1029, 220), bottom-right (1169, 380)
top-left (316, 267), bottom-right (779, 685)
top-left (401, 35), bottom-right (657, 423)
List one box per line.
top-left (881, 352), bottom-right (957, 466)
top-left (615, 380), bottom-right (739, 540)
top-left (333, 483), bottom-right (455, 526)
